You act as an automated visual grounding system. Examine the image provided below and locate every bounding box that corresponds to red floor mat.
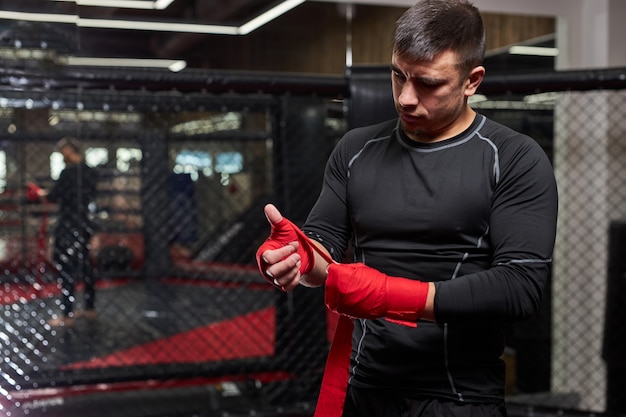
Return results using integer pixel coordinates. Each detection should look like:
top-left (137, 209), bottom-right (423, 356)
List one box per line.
top-left (64, 307), bottom-right (275, 369)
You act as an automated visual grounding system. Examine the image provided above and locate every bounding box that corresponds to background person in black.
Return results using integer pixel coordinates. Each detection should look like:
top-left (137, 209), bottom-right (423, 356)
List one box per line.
top-left (256, 0), bottom-right (558, 416)
top-left (37, 137), bottom-right (99, 327)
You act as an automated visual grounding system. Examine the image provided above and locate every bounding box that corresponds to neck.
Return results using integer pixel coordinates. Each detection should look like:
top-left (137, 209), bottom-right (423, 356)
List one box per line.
top-left (406, 107), bottom-right (475, 143)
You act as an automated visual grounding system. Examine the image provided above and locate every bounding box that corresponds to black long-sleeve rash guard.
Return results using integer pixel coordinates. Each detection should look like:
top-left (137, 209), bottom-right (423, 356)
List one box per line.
top-left (303, 114), bottom-right (558, 402)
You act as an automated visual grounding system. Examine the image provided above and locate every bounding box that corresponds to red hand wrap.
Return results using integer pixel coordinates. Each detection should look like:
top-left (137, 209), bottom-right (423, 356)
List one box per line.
top-left (325, 263), bottom-right (429, 322)
top-left (255, 217), bottom-right (315, 287)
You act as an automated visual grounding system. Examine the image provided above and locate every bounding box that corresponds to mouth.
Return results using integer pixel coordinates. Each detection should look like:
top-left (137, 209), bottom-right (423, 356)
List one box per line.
top-left (399, 112), bottom-right (421, 124)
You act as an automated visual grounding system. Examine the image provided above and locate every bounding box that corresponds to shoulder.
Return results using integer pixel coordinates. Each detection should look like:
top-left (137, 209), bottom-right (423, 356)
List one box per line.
top-left (476, 115), bottom-right (555, 188)
top-left (335, 119), bottom-right (397, 156)
top-left (477, 115), bottom-right (548, 159)
top-left (478, 116), bottom-right (534, 144)
top-left (343, 118), bottom-right (397, 142)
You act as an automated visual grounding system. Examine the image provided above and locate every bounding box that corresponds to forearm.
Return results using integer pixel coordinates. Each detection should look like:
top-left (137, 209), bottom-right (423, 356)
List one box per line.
top-left (433, 263), bottom-right (547, 322)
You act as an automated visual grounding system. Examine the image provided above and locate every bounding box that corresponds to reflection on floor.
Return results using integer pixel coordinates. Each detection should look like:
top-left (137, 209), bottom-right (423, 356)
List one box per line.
top-left (4, 277), bottom-right (274, 369)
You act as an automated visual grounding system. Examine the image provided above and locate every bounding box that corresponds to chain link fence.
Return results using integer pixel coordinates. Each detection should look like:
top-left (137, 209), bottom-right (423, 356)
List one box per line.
top-left (1, 42), bottom-right (626, 417)
top-left (0, 70), bottom-right (344, 416)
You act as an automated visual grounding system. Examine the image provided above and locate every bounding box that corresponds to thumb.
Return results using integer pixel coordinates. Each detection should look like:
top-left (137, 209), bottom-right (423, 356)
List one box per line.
top-left (264, 204), bottom-right (284, 226)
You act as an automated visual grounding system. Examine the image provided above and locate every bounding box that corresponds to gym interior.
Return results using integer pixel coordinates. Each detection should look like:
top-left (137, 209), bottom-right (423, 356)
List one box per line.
top-left (1, 1), bottom-right (625, 416)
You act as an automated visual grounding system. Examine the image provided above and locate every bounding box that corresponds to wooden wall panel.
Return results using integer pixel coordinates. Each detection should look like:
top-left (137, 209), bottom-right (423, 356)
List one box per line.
top-left (351, 6), bottom-right (405, 66)
top-left (482, 13), bottom-right (555, 51)
top-left (194, 3), bottom-right (347, 74)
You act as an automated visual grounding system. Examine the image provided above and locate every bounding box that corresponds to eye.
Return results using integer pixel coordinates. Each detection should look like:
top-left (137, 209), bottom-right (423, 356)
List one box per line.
top-left (392, 70), bottom-right (406, 83)
top-left (422, 81), bottom-right (440, 89)
top-left (419, 78), bottom-right (444, 90)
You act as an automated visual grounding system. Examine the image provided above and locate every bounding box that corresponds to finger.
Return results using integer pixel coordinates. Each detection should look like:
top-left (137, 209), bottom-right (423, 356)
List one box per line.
top-left (261, 243), bottom-right (297, 264)
top-left (264, 204), bottom-right (284, 226)
top-left (282, 271), bottom-right (301, 292)
top-left (265, 252), bottom-right (301, 281)
top-left (271, 278), bottom-right (287, 292)
top-left (272, 260), bottom-right (302, 292)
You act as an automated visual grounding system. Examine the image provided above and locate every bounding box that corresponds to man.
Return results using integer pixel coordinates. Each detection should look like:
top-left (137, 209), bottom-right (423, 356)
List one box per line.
top-left (257, 0), bottom-right (558, 416)
top-left (37, 137), bottom-right (99, 327)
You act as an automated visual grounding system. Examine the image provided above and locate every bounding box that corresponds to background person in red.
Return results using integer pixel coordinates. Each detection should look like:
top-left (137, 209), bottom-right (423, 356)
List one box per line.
top-left (256, 0), bottom-right (559, 416)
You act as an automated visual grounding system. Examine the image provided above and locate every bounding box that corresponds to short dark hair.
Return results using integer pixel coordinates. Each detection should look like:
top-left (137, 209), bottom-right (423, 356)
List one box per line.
top-left (393, 0), bottom-right (485, 75)
top-left (56, 136), bottom-right (81, 154)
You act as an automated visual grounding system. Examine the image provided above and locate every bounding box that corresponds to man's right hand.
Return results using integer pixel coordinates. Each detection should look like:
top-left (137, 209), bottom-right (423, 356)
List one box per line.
top-left (256, 204), bottom-right (315, 292)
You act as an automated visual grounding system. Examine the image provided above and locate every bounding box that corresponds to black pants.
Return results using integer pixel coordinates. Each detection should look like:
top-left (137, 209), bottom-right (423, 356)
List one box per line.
top-left (53, 230), bottom-right (95, 316)
top-left (342, 385), bottom-right (507, 417)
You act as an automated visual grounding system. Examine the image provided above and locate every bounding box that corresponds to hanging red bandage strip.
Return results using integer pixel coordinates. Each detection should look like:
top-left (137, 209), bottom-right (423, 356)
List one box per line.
top-left (313, 314), bottom-right (353, 417)
top-left (289, 227), bottom-right (352, 417)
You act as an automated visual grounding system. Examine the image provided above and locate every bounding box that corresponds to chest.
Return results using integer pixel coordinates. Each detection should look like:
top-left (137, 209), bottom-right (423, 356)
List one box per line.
top-left (346, 142), bottom-right (496, 239)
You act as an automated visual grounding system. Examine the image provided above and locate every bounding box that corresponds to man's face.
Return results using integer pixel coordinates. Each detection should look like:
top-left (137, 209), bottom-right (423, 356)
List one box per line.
top-left (390, 50), bottom-right (482, 142)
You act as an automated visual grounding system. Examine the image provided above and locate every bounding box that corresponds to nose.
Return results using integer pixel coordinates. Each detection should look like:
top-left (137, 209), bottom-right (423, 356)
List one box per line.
top-left (398, 83), bottom-right (418, 108)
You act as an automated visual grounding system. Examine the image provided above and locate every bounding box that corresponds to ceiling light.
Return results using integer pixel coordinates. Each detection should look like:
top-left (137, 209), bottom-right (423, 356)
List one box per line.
top-left (0, 0), bottom-right (301, 35)
top-left (66, 57), bottom-right (187, 72)
top-left (53, 0), bottom-right (174, 10)
top-left (76, 18), bottom-right (240, 35)
top-left (508, 46), bottom-right (559, 57)
top-left (167, 60), bottom-right (187, 72)
top-left (238, 0), bottom-right (306, 35)
top-left (0, 46), bottom-right (187, 72)
top-left (0, 10), bottom-right (76, 24)
top-left (153, 0), bottom-right (174, 9)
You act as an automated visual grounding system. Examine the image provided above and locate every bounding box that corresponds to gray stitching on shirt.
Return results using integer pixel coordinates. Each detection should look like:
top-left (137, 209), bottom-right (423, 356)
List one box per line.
top-left (497, 258), bottom-right (553, 265)
top-left (347, 136), bottom-right (390, 177)
top-left (349, 318), bottom-right (368, 385)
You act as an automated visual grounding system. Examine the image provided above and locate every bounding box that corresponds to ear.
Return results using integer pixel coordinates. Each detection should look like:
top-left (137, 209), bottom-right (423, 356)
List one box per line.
top-left (464, 65), bottom-right (485, 97)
